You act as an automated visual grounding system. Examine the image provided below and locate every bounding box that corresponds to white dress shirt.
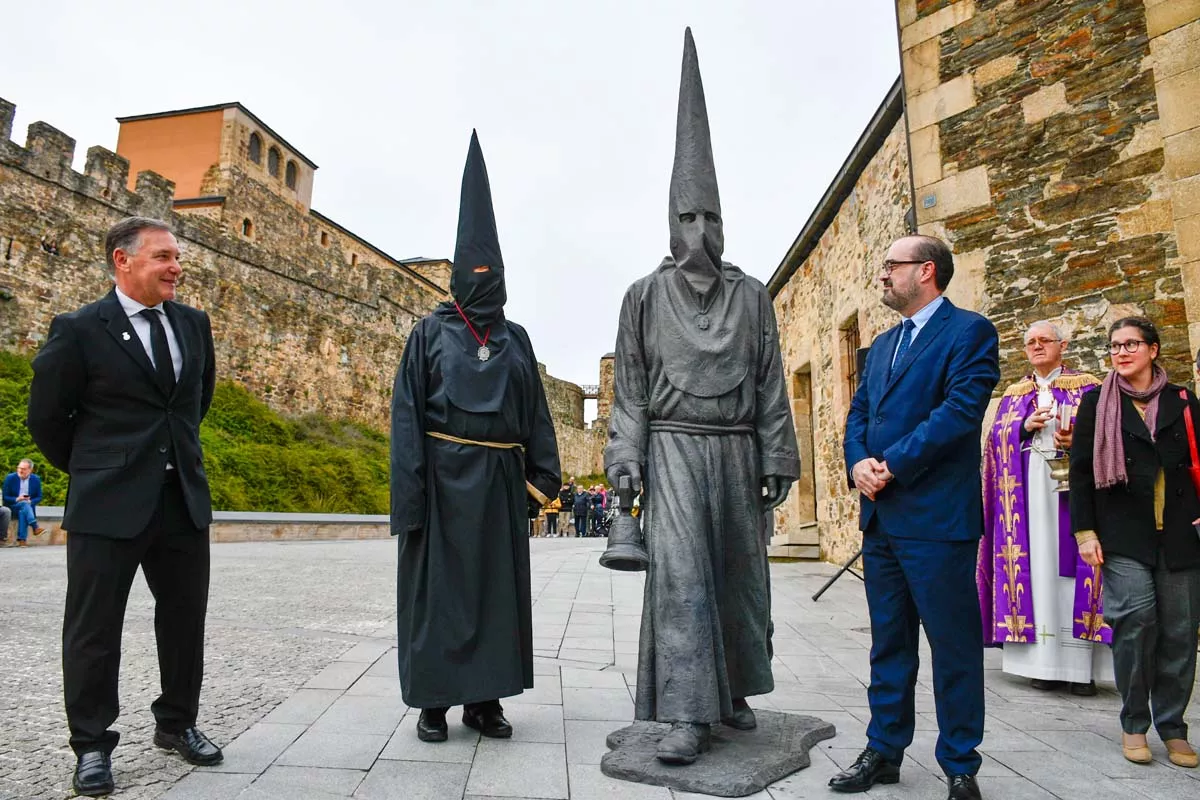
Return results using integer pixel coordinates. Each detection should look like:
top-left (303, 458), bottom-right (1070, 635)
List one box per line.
top-left (892, 294), bottom-right (946, 368)
top-left (114, 286), bottom-right (182, 381)
top-left (19, 477), bottom-right (29, 497)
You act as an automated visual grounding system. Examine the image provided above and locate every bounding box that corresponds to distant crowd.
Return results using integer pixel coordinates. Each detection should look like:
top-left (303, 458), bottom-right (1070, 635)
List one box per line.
top-left (530, 478), bottom-right (629, 538)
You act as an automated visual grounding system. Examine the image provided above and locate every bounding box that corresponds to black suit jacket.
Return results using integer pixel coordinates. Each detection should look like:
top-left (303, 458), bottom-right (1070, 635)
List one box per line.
top-left (1069, 383), bottom-right (1200, 571)
top-left (27, 289), bottom-right (216, 537)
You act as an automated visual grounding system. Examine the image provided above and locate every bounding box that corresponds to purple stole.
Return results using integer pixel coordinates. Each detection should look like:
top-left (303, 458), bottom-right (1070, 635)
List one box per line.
top-left (977, 370), bottom-right (1112, 647)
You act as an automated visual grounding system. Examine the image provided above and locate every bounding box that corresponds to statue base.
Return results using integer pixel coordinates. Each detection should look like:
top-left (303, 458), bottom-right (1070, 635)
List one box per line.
top-left (600, 710), bottom-right (836, 797)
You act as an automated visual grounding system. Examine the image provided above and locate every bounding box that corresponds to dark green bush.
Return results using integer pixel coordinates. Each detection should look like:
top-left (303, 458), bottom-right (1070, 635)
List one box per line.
top-left (0, 353), bottom-right (389, 513)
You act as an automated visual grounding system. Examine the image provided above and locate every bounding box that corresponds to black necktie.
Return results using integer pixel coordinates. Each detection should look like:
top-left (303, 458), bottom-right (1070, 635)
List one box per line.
top-left (140, 309), bottom-right (176, 394)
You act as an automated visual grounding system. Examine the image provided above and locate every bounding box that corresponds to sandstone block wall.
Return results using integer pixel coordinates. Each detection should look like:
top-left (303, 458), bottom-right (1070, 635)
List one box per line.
top-left (899, 0), bottom-right (1198, 382)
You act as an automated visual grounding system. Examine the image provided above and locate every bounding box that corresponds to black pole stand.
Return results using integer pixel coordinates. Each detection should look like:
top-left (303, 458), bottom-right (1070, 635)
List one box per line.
top-left (811, 547), bottom-right (864, 602)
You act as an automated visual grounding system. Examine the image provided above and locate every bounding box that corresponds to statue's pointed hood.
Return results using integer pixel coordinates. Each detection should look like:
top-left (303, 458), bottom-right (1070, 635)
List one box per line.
top-left (668, 28), bottom-right (725, 292)
top-left (451, 130), bottom-right (506, 325)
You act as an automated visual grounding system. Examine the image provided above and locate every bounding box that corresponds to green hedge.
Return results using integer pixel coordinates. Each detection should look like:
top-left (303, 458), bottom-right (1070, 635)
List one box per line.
top-left (0, 352), bottom-right (389, 513)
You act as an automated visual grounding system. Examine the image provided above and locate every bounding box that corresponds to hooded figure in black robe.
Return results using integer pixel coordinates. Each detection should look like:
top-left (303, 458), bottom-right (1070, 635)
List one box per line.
top-left (604, 28), bottom-right (800, 765)
top-left (390, 131), bottom-right (561, 741)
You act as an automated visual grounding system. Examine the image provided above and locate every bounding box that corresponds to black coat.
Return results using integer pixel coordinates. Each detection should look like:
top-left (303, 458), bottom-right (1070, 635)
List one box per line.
top-left (27, 290), bottom-right (216, 536)
top-left (1069, 383), bottom-right (1200, 571)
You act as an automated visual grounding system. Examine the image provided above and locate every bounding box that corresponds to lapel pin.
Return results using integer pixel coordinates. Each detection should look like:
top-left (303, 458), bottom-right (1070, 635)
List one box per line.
top-left (122, 331), bottom-right (131, 341)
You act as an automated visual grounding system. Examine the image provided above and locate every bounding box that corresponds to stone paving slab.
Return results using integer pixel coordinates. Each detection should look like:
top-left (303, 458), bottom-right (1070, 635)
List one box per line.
top-left (3, 538), bottom-right (1199, 798)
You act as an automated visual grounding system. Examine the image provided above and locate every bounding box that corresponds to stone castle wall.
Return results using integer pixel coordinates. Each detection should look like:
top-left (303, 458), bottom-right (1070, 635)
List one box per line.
top-left (773, 119), bottom-right (913, 563)
top-left (899, 0), bottom-right (1200, 382)
top-left (0, 100), bottom-right (607, 474)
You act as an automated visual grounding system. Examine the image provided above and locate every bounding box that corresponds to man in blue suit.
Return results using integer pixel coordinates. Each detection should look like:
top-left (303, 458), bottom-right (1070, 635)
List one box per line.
top-left (834, 235), bottom-right (999, 800)
top-left (3, 458), bottom-right (45, 545)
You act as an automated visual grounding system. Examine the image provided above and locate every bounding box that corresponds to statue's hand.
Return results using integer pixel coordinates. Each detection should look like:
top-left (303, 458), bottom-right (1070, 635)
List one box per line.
top-left (605, 462), bottom-right (642, 494)
top-left (762, 475), bottom-right (790, 510)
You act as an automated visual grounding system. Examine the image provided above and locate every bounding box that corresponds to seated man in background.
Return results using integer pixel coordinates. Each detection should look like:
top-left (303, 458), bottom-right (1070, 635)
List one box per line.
top-left (3, 458), bottom-right (45, 546)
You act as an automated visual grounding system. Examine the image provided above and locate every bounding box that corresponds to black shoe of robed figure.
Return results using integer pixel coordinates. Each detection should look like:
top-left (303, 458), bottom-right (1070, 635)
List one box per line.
top-left (656, 721), bottom-right (712, 765)
top-left (1070, 680), bottom-right (1097, 697)
top-left (1029, 678), bottom-right (1063, 691)
top-left (828, 747), bottom-right (900, 793)
top-left (463, 701), bottom-right (513, 738)
top-left (417, 708), bottom-right (449, 742)
top-left (153, 726), bottom-right (223, 766)
top-left (72, 751), bottom-right (114, 797)
top-left (947, 774), bottom-right (982, 800)
top-left (721, 697), bottom-right (757, 730)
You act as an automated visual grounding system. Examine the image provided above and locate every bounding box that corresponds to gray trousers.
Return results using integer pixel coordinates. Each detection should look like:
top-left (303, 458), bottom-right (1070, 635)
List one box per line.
top-left (1102, 551), bottom-right (1200, 739)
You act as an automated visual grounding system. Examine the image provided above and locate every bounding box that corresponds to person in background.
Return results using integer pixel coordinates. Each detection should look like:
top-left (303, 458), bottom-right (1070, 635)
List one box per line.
top-left (590, 486), bottom-right (605, 536)
top-left (1070, 317), bottom-right (1200, 769)
top-left (2, 458), bottom-right (45, 546)
top-left (573, 486), bottom-right (590, 538)
top-left (558, 483), bottom-right (574, 537)
top-left (977, 321), bottom-right (1110, 696)
top-left (544, 492), bottom-right (561, 537)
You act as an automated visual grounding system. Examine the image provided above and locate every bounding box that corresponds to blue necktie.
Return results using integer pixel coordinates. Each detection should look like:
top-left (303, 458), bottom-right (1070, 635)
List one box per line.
top-left (891, 319), bottom-right (915, 377)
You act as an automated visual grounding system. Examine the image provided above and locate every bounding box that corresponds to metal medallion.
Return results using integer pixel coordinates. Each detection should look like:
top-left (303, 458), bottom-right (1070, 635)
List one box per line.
top-left (477, 345), bottom-right (491, 362)
top-left (697, 314), bottom-right (710, 331)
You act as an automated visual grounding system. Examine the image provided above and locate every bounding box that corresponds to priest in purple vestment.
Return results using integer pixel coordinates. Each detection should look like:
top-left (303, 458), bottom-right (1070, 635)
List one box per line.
top-left (978, 320), bottom-right (1112, 696)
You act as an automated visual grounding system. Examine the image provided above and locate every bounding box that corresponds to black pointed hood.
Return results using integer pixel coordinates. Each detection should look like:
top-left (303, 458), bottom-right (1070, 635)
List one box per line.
top-left (668, 27), bottom-right (725, 292)
top-left (451, 130), bottom-right (507, 325)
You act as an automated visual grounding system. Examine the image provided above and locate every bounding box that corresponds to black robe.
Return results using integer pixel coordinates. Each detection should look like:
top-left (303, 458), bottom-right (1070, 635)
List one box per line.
top-left (390, 308), bottom-right (561, 708)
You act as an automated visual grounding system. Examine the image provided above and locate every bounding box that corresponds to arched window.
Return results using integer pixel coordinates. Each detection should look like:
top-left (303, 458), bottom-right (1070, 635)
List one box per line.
top-left (268, 147), bottom-right (281, 177)
top-left (285, 160), bottom-right (298, 189)
top-left (242, 218), bottom-right (254, 237)
top-left (248, 132), bottom-right (262, 164)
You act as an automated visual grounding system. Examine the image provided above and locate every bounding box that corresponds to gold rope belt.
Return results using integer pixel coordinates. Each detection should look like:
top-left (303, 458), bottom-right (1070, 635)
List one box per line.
top-left (425, 431), bottom-right (550, 505)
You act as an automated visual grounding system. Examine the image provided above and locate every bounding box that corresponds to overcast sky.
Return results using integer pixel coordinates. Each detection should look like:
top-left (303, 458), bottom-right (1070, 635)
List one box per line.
top-left (5, 0), bottom-right (900, 408)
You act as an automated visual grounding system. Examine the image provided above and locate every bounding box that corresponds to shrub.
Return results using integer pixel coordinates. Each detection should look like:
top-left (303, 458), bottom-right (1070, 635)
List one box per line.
top-left (0, 353), bottom-right (389, 513)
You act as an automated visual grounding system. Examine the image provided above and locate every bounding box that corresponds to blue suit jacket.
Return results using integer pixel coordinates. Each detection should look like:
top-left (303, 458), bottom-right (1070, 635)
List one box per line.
top-left (844, 298), bottom-right (999, 541)
top-left (2, 472), bottom-right (42, 508)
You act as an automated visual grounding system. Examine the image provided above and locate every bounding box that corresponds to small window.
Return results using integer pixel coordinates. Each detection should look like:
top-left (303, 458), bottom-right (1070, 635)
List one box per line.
top-left (242, 218), bottom-right (254, 237)
top-left (320, 231), bottom-right (329, 246)
top-left (285, 160), bottom-right (298, 189)
top-left (350, 253), bottom-right (358, 266)
top-left (248, 132), bottom-right (262, 164)
top-left (840, 315), bottom-right (861, 407)
top-left (268, 147), bottom-right (281, 177)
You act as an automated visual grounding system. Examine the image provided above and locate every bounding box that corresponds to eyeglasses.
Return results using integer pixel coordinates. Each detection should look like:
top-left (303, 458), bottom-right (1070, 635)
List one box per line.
top-left (879, 259), bottom-right (929, 276)
top-left (1024, 337), bottom-right (1060, 348)
top-left (1108, 340), bottom-right (1147, 354)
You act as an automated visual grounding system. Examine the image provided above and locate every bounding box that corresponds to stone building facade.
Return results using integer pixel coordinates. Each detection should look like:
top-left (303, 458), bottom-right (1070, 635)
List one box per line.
top-left (771, 0), bottom-right (1200, 563)
top-left (0, 98), bottom-right (604, 479)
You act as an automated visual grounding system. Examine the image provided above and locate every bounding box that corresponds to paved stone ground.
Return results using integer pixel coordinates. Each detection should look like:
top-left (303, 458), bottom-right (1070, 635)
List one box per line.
top-left (2, 538), bottom-right (1198, 799)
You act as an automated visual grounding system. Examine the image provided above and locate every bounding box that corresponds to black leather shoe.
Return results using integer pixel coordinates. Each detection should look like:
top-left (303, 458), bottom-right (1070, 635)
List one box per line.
top-left (1070, 680), bottom-right (1097, 697)
top-left (1029, 678), bottom-right (1062, 691)
top-left (73, 751), bottom-right (114, 797)
top-left (828, 747), bottom-right (900, 793)
top-left (463, 702), bottom-right (513, 738)
top-left (417, 708), bottom-right (448, 742)
top-left (153, 726), bottom-right (223, 765)
top-left (947, 774), bottom-right (982, 800)
top-left (721, 698), bottom-right (757, 731)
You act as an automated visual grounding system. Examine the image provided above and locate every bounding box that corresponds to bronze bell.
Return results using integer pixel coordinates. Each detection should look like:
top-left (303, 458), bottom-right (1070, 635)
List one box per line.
top-left (599, 475), bottom-right (649, 572)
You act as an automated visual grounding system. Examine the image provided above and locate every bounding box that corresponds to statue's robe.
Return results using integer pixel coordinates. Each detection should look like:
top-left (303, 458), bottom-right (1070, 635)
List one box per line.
top-left (390, 306), bottom-right (561, 708)
top-left (606, 258), bottom-right (799, 724)
top-left (977, 369), bottom-right (1112, 682)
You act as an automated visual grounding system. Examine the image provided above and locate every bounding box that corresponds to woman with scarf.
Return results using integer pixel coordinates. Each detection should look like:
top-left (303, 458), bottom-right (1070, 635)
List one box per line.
top-left (1070, 317), bottom-right (1200, 768)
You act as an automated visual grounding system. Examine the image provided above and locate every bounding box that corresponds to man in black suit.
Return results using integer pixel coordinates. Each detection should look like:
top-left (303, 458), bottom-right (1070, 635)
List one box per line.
top-left (27, 216), bottom-right (221, 797)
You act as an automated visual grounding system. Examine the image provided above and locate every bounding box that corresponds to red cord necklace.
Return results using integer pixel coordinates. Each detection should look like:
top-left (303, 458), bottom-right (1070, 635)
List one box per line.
top-left (454, 301), bottom-right (492, 362)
